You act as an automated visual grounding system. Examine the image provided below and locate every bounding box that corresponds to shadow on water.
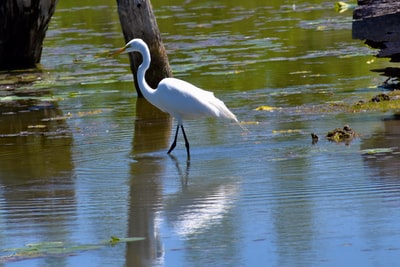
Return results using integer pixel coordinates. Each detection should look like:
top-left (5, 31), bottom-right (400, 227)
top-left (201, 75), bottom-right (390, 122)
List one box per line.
top-left (127, 97), bottom-right (171, 266)
top-left (371, 67), bottom-right (400, 90)
top-left (132, 98), bottom-right (172, 155)
top-left (0, 71), bottom-right (76, 251)
top-left (361, 114), bottom-right (400, 180)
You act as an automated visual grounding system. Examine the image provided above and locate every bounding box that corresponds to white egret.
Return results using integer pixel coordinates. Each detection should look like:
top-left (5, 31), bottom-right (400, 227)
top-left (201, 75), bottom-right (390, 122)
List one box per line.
top-left (112, 38), bottom-right (239, 159)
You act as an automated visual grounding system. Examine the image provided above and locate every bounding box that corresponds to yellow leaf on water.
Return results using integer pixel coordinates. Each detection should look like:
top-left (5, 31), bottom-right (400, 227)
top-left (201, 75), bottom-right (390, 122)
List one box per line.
top-left (27, 125), bottom-right (47, 129)
top-left (109, 236), bottom-right (120, 245)
top-left (240, 121), bottom-right (259, 125)
top-left (254, 105), bottom-right (277, 111)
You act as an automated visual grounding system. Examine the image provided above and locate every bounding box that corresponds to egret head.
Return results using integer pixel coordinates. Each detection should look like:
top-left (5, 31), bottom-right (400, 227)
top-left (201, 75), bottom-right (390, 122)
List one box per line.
top-left (110, 39), bottom-right (147, 57)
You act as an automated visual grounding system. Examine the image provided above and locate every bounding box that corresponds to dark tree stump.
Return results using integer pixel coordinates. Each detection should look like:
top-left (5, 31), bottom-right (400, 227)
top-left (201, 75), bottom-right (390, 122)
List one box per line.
top-left (116, 0), bottom-right (172, 97)
top-left (353, 0), bottom-right (400, 61)
top-left (0, 0), bottom-right (58, 70)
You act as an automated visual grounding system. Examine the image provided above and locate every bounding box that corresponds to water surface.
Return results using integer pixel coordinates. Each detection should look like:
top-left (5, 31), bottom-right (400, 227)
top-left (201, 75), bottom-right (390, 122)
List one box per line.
top-left (1, 0), bottom-right (400, 266)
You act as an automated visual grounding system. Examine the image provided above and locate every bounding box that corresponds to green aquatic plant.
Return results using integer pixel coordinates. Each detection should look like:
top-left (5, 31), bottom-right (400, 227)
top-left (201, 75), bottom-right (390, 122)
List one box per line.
top-left (326, 125), bottom-right (357, 143)
top-left (352, 93), bottom-right (400, 112)
top-left (0, 236), bottom-right (145, 263)
top-left (253, 91), bottom-right (400, 116)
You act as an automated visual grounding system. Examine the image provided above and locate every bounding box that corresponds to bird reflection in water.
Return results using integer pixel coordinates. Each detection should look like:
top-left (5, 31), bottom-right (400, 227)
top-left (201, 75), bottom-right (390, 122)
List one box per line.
top-left (168, 154), bottom-right (190, 188)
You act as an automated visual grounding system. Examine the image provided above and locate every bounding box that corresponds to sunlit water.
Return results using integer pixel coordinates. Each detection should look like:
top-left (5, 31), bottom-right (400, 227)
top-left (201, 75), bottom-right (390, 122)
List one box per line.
top-left (1, 0), bottom-right (400, 266)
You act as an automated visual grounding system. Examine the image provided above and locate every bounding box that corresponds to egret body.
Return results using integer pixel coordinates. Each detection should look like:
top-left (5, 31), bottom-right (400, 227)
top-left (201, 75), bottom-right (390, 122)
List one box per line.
top-left (113, 38), bottom-right (239, 159)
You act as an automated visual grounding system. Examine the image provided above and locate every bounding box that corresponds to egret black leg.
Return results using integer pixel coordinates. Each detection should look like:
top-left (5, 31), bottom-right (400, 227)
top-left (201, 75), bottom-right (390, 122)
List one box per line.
top-left (180, 125), bottom-right (190, 160)
top-left (167, 125), bottom-right (179, 154)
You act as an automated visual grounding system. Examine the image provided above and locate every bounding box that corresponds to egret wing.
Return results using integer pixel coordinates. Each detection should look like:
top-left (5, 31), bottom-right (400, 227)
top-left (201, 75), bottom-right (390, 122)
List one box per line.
top-left (155, 78), bottom-right (236, 121)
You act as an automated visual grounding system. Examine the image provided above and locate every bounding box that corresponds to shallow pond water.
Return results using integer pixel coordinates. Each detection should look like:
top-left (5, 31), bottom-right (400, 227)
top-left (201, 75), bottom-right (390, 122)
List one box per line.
top-left (1, 0), bottom-right (400, 266)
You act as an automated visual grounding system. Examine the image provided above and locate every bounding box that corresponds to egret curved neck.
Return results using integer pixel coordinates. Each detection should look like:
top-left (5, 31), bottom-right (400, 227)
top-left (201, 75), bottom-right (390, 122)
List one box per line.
top-left (136, 45), bottom-right (156, 100)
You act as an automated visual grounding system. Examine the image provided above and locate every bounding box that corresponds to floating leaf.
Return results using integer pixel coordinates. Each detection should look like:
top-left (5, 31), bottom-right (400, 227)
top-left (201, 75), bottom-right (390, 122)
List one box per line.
top-left (80, 79), bottom-right (119, 85)
top-left (334, 2), bottom-right (356, 13)
top-left (68, 91), bottom-right (81, 97)
top-left (0, 236), bottom-right (145, 263)
top-left (360, 148), bottom-right (396, 155)
top-left (109, 236), bottom-right (120, 245)
top-left (254, 105), bottom-right (277, 111)
top-left (240, 121), bottom-right (259, 125)
top-left (27, 125), bottom-right (47, 129)
top-left (41, 116), bottom-right (70, 122)
top-left (272, 129), bottom-right (302, 134)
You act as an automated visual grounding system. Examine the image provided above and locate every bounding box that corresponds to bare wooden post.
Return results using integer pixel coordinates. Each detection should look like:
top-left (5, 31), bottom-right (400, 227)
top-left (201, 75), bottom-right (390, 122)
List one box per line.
top-left (116, 0), bottom-right (172, 97)
top-left (0, 0), bottom-right (58, 70)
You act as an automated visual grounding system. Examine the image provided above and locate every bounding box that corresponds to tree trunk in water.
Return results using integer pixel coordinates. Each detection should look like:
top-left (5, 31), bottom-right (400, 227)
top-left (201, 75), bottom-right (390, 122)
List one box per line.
top-left (116, 0), bottom-right (172, 97)
top-left (0, 0), bottom-right (58, 70)
top-left (353, 0), bottom-right (400, 61)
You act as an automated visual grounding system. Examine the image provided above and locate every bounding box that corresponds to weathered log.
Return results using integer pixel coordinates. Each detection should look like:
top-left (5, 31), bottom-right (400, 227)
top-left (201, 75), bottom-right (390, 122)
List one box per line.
top-left (357, 0), bottom-right (399, 8)
top-left (353, 0), bottom-right (400, 19)
top-left (353, 0), bottom-right (400, 61)
top-left (0, 0), bottom-right (58, 70)
top-left (116, 0), bottom-right (172, 97)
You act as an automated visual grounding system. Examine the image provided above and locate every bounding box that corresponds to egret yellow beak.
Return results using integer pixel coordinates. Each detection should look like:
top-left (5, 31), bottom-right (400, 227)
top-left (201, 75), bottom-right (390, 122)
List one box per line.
top-left (109, 46), bottom-right (126, 57)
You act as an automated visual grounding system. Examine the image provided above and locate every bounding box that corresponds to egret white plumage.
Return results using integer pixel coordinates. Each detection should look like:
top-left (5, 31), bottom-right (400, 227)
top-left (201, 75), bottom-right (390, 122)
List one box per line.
top-left (112, 38), bottom-right (239, 159)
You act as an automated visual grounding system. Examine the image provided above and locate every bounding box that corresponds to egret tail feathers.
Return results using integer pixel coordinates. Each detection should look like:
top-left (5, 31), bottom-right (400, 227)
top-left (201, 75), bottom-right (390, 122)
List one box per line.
top-left (215, 102), bottom-right (249, 132)
top-left (235, 119), bottom-right (249, 132)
